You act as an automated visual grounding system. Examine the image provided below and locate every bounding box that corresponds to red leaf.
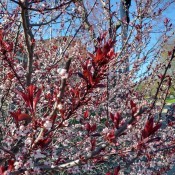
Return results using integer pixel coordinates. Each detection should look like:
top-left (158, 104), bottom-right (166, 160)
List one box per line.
top-left (130, 100), bottom-right (136, 108)
top-left (10, 110), bottom-right (21, 126)
top-left (31, 38), bottom-right (35, 44)
top-left (88, 52), bottom-right (95, 60)
top-left (168, 51), bottom-right (172, 56)
top-left (2, 41), bottom-right (13, 52)
top-left (142, 118), bottom-right (160, 139)
top-left (106, 130), bottom-right (115, 143)
top-left (110, 112), bottom-right (114, 121)
top-left (33, 88), bottom-right (42, 112)
top-left (84, 110), bottom-right (89, 119)
top-left (151, 123), bottom-right (162, 136)
top-left (10, 111), bottom-right (31, 126)
top-left (15, 85), bottom-right (41, 114)
top-left (28, 85), bottom-right (35, 109)
top-left (0, 166), bottom-right (5, 174)
top-left (85, 123), bottom-right (91, 132)
top-left (90, 138), bottom-right (96, 151)
top-left (107, 48), bottom-right (115, 58)
top-left (52, 45), bottom-right (58, 50)
top-left (157, 74), bottom-right (163, 79)
top-left (114, 166), bottom-right (120, 175)
top-left (37, 138), bottom-right (52, 149)
top-left (100, 31), bottom-right (108, 40)
top-left (8, 159), bottom-right (14, 171)
top-left (114, 112), bottom-right (120, 128)
top-left (50, 114), bottom-right (57, 122)
top-left (7, 72), bottom-right (14, 79)
top-left (90, 123), bottom-right (96, 132)
top-left (95, 48), bottom-right (103, 63)
top-left (144, 118), bottom-right (153, 133)
top-left (15, 89), bottom-right (30, 107)
top-left (132, 107), bottom-right (138, 116)
top-left (18, 113), bottom-right (31, 121)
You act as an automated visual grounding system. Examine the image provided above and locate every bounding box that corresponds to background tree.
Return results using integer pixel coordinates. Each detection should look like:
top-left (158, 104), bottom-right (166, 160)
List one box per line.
top-left (159, 35), bottom-right (175, 97)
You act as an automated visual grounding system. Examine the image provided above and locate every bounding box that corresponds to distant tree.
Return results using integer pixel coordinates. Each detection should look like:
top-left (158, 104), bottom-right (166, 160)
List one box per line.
top-left (159, 34), bottom-right (175, 97)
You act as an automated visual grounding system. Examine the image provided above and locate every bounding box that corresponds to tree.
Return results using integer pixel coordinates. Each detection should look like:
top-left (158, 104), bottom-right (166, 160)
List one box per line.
top-left (0, 0), bottom-right (175, 174)
top-left (159, 35), bottom-right (175, 97)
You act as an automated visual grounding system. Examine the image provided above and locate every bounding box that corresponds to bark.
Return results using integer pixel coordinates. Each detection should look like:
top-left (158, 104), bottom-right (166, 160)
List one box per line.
top-left (20, 0), bottom-right (35, 86)
top-left (120, 0), bottom-right (131, 72)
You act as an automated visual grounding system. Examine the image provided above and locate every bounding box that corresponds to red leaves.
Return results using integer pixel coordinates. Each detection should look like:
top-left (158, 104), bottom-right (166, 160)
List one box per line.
top-left (85, 123), bottom-right (91, 132)
top-left (106, 166), bottom-right (120, 175)
top-left (7, 160), bottom-right (14, 171)
top-left (7, 72), bottom-right (14, 80)
top-left (0, 166), bottom-right (5, 174)
top-left (90, 39), bottom-right (115, 66)
top-left (0, 30), bottom-right (13, 52)
top-left (18, 113), bottom-right (31, 121)
top-left (84, 110), bottom-right (89, 119)
top-left (94, 48), bottom-right (104, 63)
top-left (33, 88), bottom-right (42, 112)
top-left (90, 138), bottom-right (96, 151)
top-left (0, 160), bottom-right (14, 174)
top-left (79, 38), bottom-right (115, 90)
top-left (129, 100), bottom-right (138, 116)
top-left (2, 41), bottom-right (13, 52)
top-left (110, 112), bottom-right (121, 128)
top-left (106, 129), bottom-right (115, 143)
top-left (37, 137), bottom-right (52, 149)
top-left (142, 118), bottom-right (161, 139)
top-left (81, 63), bottom-right (101, 87)
top-left (83, 68), bottom-right (95, 86)
top-left (15, 85), bottom-right (42, 114)
top-left (10, 110), bottom-right (31, 127)
top-left (85, 123), bottom-right (96, 134)
top-left (157, 74), bottom-right (163, 80)
top-left (114, 166), bottom-right (120, 175)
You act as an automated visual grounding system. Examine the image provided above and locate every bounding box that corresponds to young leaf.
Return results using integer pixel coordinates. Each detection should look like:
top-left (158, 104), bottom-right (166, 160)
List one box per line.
top-left (33, 88), bottom-right (42, 112)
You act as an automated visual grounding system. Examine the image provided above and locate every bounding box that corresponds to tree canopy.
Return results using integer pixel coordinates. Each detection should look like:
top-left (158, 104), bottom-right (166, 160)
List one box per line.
top-left (0, 0), bottom-right (175, 174)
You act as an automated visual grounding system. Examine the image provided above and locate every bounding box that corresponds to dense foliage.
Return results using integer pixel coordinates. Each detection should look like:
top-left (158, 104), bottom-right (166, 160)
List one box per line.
top-left (0, 0), bottom-right (175, 174)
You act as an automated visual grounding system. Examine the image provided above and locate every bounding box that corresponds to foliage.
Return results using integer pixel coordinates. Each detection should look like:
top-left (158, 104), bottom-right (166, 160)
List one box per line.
top-left (166, 98), bottom-right (175, 104)
top-left (0, 0), bottom-right (175, 175)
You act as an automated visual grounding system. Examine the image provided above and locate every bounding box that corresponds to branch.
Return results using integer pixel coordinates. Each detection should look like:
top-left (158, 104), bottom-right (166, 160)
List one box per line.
top-left (74, 0), bottom-right (96, 41)
top-left (0, 146), bottom-right (15, 158)
top-left (33, 58), bottom-right (72, 147)
top-left (24, 0), bottom-right (73, 12)
top-left (151, 47), bottom-right (175, 112)
top-left (53, 0), bottom-right (97, 65)
top-left (30, 12), bottom-right (63, 26)
top-left (2, 52), bottom-right (25, 90)
top-left (20, 1), bottom-right (35, 86)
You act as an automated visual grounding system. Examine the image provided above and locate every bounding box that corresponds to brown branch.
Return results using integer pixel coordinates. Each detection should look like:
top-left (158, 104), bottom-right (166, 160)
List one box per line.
top-left (25, 1), bottom-right (72, 11)
top-left (3, 52), bottom-right (25, 90)
top-left (74, 0), bottom-right (96, 41)
top-left (151, 47), bottom-right (175, 113)
top-left (33, 58), bottom-right (72, 148)
top-left (13, 22), bottom-right (22, 55)
top-left (20, 0), bottom-right (35, 86)
top-left (30, 12), bottom-right (63, 26)
top-left (0, 146), bottom-right (15, 158)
